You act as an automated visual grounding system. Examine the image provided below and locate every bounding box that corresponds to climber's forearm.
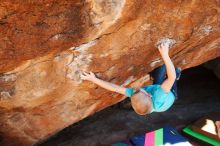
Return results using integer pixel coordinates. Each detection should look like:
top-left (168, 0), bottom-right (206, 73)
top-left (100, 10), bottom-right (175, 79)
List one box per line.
top-left (90, 77), bottom-right (126, 95)
top-left (161, 54), bottom-right (176, 81)
top-left (160, 53), bottom-right (176, 92)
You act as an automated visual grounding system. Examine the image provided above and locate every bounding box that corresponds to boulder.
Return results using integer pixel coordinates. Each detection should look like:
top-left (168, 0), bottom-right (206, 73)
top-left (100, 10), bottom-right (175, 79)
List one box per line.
top-left (0, 0), bottom-right (220, 145)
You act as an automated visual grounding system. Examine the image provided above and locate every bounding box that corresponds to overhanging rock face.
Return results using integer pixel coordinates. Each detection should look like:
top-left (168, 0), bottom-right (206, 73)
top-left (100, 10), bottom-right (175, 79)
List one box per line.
top-left (0, 0), bottom-right (220, 145)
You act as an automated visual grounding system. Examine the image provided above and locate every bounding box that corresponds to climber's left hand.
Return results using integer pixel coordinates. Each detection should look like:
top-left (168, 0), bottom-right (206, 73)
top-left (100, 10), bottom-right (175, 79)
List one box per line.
top-left (80, 71), bottom-right (96, 81)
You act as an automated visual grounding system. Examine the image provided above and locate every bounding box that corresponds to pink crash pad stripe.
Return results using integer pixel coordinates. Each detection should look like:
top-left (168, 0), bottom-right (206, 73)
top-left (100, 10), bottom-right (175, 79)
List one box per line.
top-left (145, 131), bottom-right (155, 146)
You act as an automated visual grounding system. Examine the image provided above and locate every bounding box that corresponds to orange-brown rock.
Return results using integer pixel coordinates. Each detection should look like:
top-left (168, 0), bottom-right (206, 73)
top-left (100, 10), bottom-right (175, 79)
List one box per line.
top-left (0, 0), bottom-right (220, 146)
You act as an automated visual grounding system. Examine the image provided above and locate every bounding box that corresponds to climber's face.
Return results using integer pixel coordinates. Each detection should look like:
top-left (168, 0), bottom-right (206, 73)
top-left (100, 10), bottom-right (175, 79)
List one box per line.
top-left (131, 89), bottom-right (153, 115)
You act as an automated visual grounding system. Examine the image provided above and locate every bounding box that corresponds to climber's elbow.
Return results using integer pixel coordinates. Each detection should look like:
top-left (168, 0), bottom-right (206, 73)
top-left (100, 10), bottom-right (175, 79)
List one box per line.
top-left (170, 74), bottom-right (176, 82)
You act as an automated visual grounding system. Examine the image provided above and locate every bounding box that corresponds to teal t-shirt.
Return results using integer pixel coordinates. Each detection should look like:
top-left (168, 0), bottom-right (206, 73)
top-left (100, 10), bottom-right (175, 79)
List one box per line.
top-left (125, 85), bottom-right (175, 112)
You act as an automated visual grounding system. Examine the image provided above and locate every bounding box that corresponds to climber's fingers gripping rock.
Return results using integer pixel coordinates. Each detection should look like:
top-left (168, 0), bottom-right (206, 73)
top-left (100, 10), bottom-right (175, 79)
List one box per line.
top-left (158, 42), bottom-right (170, 56)
top-left (80, 71), bottom-right (96, 81)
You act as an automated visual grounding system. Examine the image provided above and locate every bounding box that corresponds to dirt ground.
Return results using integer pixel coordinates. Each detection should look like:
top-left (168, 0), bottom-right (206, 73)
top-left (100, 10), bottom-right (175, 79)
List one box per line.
top-left (37, 66), bottom-right (220, 146)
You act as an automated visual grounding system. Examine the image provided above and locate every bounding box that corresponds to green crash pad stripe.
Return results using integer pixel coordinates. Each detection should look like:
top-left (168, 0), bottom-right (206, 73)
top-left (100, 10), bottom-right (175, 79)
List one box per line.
top-left (183, 126), bottom-right (220, 146)
top-left (112, 143), bottom-right (129, 146)
top-left (155, 128), bottom-right (163, 146)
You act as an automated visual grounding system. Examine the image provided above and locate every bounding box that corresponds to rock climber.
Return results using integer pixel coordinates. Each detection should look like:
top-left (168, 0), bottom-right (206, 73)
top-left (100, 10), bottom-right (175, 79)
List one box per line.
top-left (80, 42), bottom-right (181, 115)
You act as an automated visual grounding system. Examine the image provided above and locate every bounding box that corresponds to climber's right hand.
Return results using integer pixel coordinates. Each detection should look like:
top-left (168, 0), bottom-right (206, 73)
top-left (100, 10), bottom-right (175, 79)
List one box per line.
top-left (80, 71), bottom-right (97, 81)
top-left (158, 42), bottom-right (169, 56)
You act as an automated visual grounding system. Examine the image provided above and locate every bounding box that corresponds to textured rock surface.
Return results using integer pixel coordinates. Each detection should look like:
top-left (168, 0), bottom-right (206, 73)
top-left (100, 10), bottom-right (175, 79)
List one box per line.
top-left (0, 0), bottom-right (220, 146)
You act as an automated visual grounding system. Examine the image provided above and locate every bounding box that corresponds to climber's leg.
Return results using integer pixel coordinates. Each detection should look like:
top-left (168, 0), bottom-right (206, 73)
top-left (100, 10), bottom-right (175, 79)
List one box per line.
top-left (152, 65), bottom-right (181, 99)
top-left (152, 64), bottom-right (166, 85)
top-left (171, 80), bottom-right (178, 99)
top-left (170, 67), bottom-right (181, 99)
top-left (176, 67), bottom-right (181, 81)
